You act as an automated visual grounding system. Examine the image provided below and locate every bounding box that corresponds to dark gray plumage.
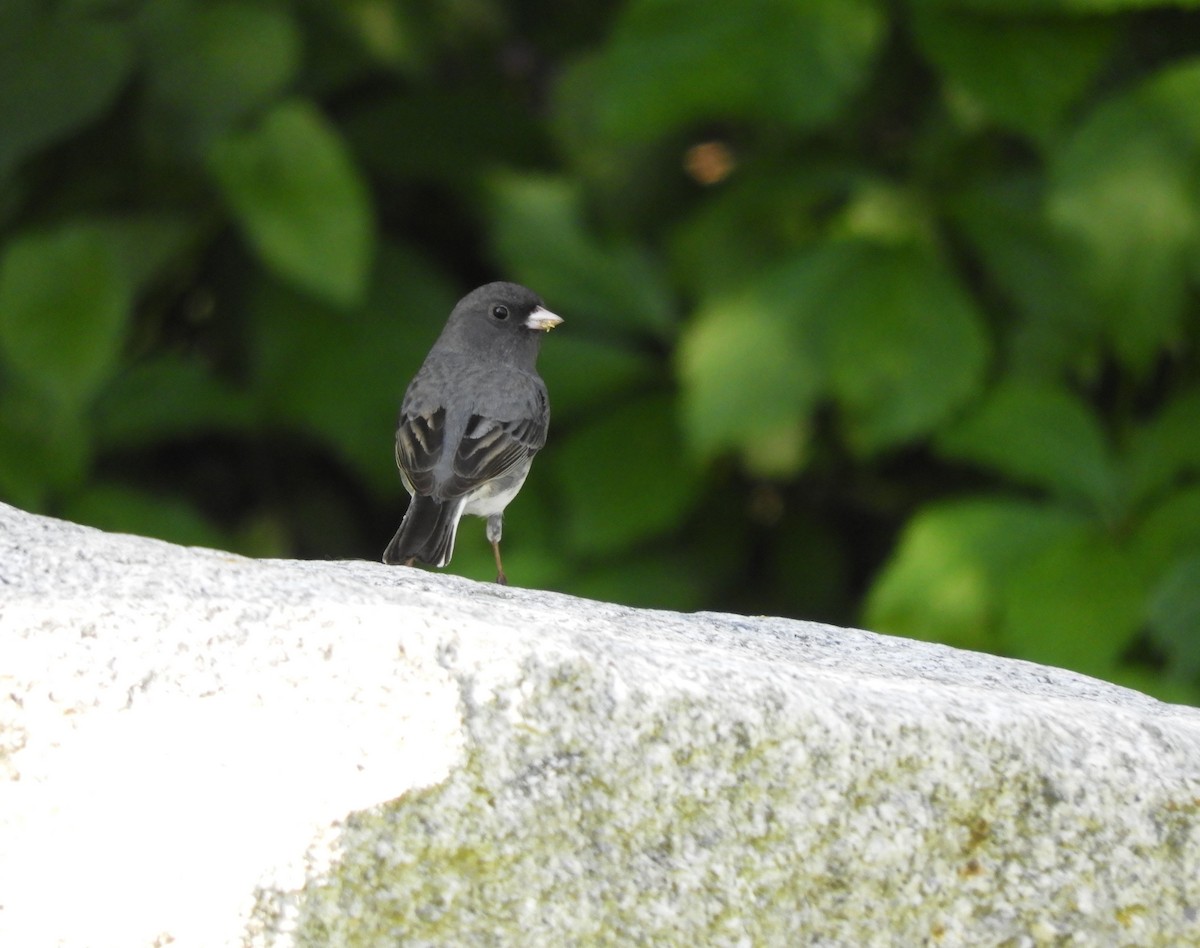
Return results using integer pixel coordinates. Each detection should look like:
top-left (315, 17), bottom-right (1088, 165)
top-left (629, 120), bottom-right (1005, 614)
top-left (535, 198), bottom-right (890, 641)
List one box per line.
top-left (382, 282), bottom-right (562, 583)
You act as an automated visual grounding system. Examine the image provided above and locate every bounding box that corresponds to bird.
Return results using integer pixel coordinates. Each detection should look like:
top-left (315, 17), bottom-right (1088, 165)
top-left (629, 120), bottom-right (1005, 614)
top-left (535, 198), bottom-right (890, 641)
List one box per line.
top-left (382, 282), bottom-right (562, 584)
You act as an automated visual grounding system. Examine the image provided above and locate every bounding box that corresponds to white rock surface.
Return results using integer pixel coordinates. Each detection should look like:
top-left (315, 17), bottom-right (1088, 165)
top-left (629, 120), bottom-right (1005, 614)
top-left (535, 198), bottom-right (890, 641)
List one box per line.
top-left (1, 501), bottom-right (1199, 947)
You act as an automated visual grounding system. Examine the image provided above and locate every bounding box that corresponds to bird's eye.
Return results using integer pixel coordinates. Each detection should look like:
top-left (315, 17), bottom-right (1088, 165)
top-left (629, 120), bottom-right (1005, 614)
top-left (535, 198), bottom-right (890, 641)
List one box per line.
top-left (491, 304), bottom-right (510, 321)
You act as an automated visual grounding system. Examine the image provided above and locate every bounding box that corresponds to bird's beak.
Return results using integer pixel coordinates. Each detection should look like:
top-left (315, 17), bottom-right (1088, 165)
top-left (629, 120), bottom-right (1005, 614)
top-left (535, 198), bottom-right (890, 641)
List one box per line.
top-left (524, 306), bottom-right (563, 332)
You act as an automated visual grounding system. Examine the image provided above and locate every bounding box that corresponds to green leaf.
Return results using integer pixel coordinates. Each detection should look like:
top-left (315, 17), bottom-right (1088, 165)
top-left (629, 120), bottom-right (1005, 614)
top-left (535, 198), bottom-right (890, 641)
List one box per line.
top-left (832, 180), bottom-right (937, 245)
top-left (551, 392), bottom-right (704, 555)
top-left (92, 355), bottom-right (255, 451)
top-left (913, 10), bottom-right (1112, 142)
top-left (0, 383), bottom-right (89, 510)
top-left (141, 0), bottom-right (301, 144)
top-left (90, 215), bottom-right (200, 290)
top-left (929, 0), bottom-right (1200, 11)
top-left (538, 334), bottom-right (657, 423)
top-left (0, 222), bottom-right (132, 409)
top-left (865, 498), bottom-right (1086, 650)
top-left (1049, 59), bottom-right (1200, 372)
top-left (1145, 555), bottom-right (1200, 681)
top-left (677, 270), bottom-right (821, 473)
top-left (588, 0), bottom-right (883, 141)
top-left (549, 52), bottom-right (659, 199)
top-left (248, 242), bottom-right (457, 497)
top-left (1133, 486), bottom-right (1200, 581)
top-left (327, 1), bottom-right (424, 70)
top-left (208, 100), bottom-right (374, 307)
top-left (815, 242), bottom-right (989, 453)
top-left (1003, 524), bottom-right (1147, 677)
top-left (0, 0), bottom-right (133, 174)
top-left (1124, 389), bottom-right (1200, 508)
top-left (487, 174), bottom-right (675, 337)
top-left (937, 381), bottom-right (1120, 517)
top-left (680, 240), bottom-right (988, 464)
top-left (61, 483), bottom-right (231, 551)
top-left (950, 175), bottom-right (1097, 378)
top-left (668, 166), bottom-right (852, 297)
top-left (566, 550), bottom-right (710, 611)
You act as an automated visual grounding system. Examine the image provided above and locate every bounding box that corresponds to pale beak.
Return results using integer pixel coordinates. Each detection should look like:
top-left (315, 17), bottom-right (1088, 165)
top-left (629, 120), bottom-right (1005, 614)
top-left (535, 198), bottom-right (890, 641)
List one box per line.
top-left (524, 306), bottom-right (563, 332)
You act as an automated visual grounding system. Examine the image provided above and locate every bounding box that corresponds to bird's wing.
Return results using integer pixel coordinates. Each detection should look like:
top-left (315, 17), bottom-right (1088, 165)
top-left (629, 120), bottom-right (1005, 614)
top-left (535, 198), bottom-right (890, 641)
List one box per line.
top-left (397, 362), bottom-right (549, 500)
top-left (454, 408), bottom-right (545, 482)
top-left (444, 378), bottom-right (548, 497)
top-left (395, 406), bottom-right (445, 496)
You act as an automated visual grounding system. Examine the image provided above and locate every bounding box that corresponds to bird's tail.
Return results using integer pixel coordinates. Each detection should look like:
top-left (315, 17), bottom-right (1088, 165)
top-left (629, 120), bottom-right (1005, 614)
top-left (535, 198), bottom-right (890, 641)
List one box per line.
top-left (383, 495), bottom-right (463, 567)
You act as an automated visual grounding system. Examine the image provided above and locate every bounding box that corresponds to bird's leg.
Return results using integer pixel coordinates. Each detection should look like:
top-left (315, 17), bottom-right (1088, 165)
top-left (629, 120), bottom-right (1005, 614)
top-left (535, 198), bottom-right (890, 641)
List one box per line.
top-left (486, 514), bottom-right (507, 585)
top-left (491, 541), bottom-right (507, 585)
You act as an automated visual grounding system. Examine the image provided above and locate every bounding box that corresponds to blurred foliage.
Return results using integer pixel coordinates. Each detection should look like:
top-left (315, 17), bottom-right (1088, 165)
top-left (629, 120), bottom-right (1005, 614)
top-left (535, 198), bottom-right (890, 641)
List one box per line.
top-left (1, 0), bottom-right (1199, 705)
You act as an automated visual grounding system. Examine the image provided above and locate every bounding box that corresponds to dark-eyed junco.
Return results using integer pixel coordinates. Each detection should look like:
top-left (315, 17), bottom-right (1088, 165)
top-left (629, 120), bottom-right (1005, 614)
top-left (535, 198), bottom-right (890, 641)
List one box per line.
top-left (382, 282), bottom-right (562, 583)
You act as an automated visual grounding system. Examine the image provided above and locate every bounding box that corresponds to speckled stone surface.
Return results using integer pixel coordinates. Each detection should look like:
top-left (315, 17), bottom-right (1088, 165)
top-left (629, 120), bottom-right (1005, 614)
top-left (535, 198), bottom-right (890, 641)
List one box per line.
top-left (1, 502), bottom-right (1199, 947)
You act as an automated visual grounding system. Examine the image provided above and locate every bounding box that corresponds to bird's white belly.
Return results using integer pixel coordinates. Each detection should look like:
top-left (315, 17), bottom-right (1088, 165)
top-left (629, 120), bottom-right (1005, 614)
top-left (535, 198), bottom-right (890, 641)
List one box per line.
top-left (462, 466), bottom-right (530, 518)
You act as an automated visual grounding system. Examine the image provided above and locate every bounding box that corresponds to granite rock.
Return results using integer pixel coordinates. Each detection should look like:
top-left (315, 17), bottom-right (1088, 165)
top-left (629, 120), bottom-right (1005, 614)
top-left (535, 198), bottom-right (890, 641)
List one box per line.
top-left (1, 502), bottom-right (1199, 946)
